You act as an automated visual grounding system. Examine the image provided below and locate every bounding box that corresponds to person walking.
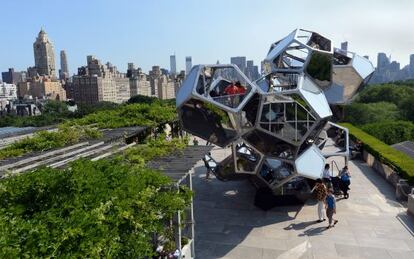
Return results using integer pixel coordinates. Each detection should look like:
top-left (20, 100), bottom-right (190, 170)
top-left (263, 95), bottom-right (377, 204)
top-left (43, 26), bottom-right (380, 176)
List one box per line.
top-left (312, 179), bottom-right (328, 223)
top-left (325, 189), bottom-right (338, 229)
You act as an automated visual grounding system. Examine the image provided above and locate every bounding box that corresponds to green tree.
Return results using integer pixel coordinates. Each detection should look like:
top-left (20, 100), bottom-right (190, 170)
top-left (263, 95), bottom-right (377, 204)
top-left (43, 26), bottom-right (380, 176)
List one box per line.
top-left (344, 102), bottom-right (401, 125)
top-left (361, 121), bottom-right (414, 145)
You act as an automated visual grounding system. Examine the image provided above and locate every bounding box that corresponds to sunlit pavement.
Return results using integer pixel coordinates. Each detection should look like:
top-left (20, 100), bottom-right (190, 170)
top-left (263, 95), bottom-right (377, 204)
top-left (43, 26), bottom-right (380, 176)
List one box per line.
top-left (191, 142), bottom-right (414, 259)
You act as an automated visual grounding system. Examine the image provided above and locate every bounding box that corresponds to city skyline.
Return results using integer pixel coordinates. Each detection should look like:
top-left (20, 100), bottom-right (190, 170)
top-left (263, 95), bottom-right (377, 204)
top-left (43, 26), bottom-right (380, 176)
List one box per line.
top-left (1, 0), bottom-right (414, 74)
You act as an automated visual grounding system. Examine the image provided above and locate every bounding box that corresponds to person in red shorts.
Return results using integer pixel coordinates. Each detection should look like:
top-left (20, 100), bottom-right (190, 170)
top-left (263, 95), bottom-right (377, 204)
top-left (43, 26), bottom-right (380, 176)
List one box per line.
top-left (224, 81), bottom-right (246, 95)
top-left (223, 81), bottom-right (246, 107)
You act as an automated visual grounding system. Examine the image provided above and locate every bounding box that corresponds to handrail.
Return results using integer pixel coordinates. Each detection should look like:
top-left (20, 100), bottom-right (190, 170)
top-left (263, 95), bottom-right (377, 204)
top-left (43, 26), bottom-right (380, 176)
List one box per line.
top-left (331, 160), bottom-right (341, 177)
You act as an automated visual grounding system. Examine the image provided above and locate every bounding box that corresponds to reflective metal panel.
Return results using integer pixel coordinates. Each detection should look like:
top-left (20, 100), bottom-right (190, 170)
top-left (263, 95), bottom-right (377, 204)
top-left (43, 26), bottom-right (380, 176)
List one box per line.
top-left (179, 98), bottom-right (237, 147)
top-left (295, 145), bottom-right (325, 179)
top-left (176, 65), bottom-right (200, 106)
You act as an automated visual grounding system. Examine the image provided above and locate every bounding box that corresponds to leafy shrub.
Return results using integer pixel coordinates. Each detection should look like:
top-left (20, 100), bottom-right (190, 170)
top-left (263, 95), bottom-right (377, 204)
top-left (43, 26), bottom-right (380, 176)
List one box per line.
top-left (68, 102), bottom-right (176, 129)
top-left (361, 121), bottom-right (414, 145)
top-left (341, 123), bottom-right (414, 183)
top-left (0, 126), bottom-right (101, 160)
top-left (0, 154), bottom-right (191, 257)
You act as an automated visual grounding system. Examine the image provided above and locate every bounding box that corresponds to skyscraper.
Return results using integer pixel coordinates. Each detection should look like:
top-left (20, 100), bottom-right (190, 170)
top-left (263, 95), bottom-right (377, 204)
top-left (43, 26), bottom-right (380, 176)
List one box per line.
top-left (170, 54), bottom-right (177, 75)
top-left (185, 56), bottom-right (192, 75)
top-left (340, 41), bottom-right (348, 52)
top-left (230, 56), bottom-right (247, 74)
top-left (246, 60), bottom-right (259, 81)
top-left (33, 28), bottom-right (56, 77)
top-left (377, 52), bottom-right (390, 71)
top-left (410, 54), bottom-right (414, 72)
top-left (59, 50), bottom-right (69, 80)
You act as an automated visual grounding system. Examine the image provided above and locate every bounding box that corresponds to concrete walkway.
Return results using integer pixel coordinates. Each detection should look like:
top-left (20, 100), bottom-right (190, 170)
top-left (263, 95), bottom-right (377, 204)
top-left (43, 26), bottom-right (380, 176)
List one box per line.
top-left (192, 146), bottom-right (414, 259)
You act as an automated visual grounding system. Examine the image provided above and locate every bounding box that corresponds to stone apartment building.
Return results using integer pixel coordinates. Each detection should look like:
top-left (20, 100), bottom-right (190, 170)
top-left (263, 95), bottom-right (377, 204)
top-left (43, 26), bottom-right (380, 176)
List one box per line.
top-left (72, 56), bottom-right (130, 104)
top-left (17, 76), bottom-right (66, 101)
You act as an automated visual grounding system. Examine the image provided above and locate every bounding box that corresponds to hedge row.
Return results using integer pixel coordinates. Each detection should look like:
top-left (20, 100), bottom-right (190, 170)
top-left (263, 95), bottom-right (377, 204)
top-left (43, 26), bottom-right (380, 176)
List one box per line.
top-left (341, 123), bottom-right (414, 183)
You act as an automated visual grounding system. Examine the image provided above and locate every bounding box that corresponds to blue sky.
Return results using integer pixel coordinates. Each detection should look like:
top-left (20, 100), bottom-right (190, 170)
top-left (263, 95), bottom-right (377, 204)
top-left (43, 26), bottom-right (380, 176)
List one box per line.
top-left (1, 0), bottom-right (413, 75)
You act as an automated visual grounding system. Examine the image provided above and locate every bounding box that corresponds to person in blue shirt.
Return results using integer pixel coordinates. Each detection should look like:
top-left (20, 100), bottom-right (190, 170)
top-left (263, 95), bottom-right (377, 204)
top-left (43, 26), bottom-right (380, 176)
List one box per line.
top-left (339, 166), bottom-right (351, 199)
top-left (325, 189), bottom-right (338, 229)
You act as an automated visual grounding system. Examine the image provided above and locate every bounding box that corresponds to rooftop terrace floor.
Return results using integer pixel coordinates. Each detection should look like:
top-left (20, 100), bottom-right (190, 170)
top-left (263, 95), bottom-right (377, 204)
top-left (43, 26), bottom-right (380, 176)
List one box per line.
top-left (192, 146), bottom-right (414, 259)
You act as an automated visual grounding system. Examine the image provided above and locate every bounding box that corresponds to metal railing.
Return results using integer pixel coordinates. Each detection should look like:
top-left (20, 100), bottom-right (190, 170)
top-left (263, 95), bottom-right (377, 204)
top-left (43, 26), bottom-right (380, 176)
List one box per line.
top-left (211, 93), bottom-right (246, 108)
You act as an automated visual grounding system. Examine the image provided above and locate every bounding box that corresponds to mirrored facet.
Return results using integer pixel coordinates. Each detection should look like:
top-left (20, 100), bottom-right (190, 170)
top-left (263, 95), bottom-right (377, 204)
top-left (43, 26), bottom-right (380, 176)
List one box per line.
top-left (176, 65), bottom-right (200, 106)
top-left (179, 98), bottom-right (237, 147)
top-left (295, 145), bottom-right (325, 179)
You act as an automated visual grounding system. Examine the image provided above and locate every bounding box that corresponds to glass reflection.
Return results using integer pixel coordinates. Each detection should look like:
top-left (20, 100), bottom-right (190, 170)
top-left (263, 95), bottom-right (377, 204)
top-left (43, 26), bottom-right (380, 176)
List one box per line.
top-left (259, 100), bottom-right (315, 143)
top-left (180, 98), bottom-right (237, 147)
top-left (243, 130), bottom-right (295, 160)
top-left (235, 142), bottom-right (260, 172)
top-left (306, 51), bottom-right (332, 89)
top-left (259, 158), bottom-right (294, 185)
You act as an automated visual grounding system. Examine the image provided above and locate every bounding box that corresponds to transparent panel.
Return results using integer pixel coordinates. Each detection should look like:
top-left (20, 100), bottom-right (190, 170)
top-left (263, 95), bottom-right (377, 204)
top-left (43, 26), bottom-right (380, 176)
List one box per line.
top-left (273, 43), bottom-right (310, 70)
top-left (333, 48), bottom-right (352, 65)
top-left (259, 158), bottom-right (294, 185)
top-left (241, 93), bottom-right (260, 128)
top-left (297, 30), bottom-right (331, 51)
top-left (259, 99), bottom-right (315, 144)
top-left (243, 130), bottom-right (296, 160)
top-left (203, 65), bottom-right (254, 109)
top-left (298, 119), bottom-right (328, 155)
top-left (179, 98), bottom-right (237, 147)
top-left (235, 142), bottom-right (261, 173)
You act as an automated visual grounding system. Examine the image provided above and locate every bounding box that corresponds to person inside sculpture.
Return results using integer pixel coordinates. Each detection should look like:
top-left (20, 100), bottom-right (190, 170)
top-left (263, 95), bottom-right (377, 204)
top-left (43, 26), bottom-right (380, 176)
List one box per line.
top-left (325, 188), bottom-right (338, 229)
top-left (312, 178), bottom-right (327, 223)
top-left (339, 166), bottom-right (351, 199)
top-left (223, 81), bottom-right (247, 107)
top-left (223, 81), bottom-right (246, 95)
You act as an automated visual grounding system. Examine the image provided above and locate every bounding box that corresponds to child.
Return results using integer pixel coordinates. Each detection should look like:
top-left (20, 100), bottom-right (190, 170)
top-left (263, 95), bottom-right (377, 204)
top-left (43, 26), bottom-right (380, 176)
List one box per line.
top-left (325, 189), bottom-right (338, 229)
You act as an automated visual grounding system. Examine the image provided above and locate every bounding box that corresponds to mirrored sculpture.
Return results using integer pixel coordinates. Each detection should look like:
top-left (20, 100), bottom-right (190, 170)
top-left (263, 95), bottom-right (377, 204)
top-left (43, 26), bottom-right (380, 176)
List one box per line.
top-left (176, 29), bottom-right (373, 191)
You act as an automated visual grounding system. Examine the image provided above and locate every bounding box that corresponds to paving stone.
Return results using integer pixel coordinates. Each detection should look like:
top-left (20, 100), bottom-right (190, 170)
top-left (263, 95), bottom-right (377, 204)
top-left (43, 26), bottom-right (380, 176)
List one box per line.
top-left (193, 145), bottom-right (414, 258)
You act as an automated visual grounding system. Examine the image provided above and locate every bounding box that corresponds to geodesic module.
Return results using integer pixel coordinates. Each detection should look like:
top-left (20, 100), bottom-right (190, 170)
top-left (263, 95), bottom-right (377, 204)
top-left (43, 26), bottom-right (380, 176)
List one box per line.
top-left (176, 29), bottom-right (374, 191)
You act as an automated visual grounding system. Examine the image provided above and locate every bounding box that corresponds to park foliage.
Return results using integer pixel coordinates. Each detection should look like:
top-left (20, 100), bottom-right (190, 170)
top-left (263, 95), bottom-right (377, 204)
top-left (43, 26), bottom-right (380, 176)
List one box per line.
top-left (344, 81), bottom-right (414, 144)
top-left (0, 137), bottom-right (191, 258)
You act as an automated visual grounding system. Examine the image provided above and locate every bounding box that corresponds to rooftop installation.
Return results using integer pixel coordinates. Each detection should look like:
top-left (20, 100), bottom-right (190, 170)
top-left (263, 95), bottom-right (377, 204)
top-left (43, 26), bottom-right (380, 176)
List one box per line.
top-left (176, 29), bottom-right (374, 192)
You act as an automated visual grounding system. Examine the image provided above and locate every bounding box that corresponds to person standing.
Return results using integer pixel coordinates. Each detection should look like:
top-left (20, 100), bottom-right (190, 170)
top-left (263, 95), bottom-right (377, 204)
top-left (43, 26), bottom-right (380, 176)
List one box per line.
top-left (339, 166), bottom-right (351, 199)
top-left (193, 137), bottom-right (199, 146)
top-left (203, 152), bottom-right (212, 180)
top-left (322, 164), bottom-right (332, 189)
top-left (312, 179), bottom-right (328, 223)
top-left (325, 189), bottom-right (338, 229)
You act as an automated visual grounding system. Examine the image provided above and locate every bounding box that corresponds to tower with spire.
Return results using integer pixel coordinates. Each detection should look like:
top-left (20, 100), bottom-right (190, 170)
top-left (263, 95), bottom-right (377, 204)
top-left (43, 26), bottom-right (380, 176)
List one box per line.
top-left (33, 28), bottom-right (56, 77)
